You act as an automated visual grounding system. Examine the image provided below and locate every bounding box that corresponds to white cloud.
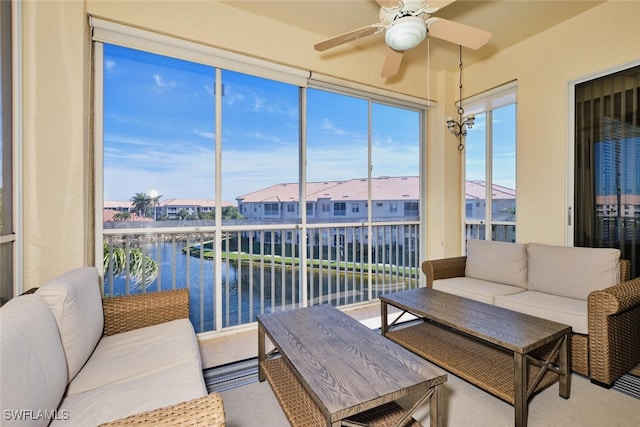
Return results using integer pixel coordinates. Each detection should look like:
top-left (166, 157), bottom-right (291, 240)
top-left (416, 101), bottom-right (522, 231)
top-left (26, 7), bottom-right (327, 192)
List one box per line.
top-left (153, 73), bottom-right (176, 89)
top-left (194, 129), bottom-right (215, 140)
top-left (320, 118), bottom-right (347, 136)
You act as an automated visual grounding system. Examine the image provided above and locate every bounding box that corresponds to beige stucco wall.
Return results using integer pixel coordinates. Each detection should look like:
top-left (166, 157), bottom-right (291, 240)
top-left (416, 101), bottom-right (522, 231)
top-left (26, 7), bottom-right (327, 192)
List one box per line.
top-left (463, 0), bottom-right (640, 245)
top-left (21, 0), bottom-right (90, 289)
top-left (19, 0), bottom-right (639, 288)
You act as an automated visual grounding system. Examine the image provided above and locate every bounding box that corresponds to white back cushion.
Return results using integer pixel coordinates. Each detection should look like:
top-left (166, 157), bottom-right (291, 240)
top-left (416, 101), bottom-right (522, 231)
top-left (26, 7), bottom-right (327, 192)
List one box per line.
top-left (465, 239), bottom-right (528, 288)
top-left (36, 267), bottom-right (104, 382)
top-left (0, 295), bottom-right (68, 427)
top-left (527, 243), bottom-right (620, 300)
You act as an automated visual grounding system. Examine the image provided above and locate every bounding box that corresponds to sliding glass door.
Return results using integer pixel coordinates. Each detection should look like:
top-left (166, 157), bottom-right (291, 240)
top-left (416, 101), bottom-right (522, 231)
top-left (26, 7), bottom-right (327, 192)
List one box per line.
top-left (574, 65), bottom-right (640, 278)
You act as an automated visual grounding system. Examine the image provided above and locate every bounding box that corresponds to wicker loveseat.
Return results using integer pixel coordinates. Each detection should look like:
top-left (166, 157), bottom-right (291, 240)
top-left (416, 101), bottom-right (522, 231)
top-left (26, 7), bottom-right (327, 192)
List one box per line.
top-left (0, 267), bottom-right (225, 426)
top-left (421, 240), bottom-right (640, 387)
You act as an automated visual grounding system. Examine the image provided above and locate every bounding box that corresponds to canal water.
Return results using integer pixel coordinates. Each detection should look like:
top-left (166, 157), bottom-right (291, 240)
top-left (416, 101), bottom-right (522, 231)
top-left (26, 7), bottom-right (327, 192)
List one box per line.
top-left (104, 241), bottom-right (379, 333)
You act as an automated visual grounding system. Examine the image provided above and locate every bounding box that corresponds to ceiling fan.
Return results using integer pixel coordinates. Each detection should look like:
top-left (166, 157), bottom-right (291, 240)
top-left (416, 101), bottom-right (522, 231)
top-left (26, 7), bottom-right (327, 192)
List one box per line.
top-left (314, 0), bottom-right (492, 78)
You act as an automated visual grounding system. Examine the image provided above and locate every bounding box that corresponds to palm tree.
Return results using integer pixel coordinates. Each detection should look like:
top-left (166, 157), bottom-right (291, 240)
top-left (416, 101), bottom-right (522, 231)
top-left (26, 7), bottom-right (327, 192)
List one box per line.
top-left (103, 241), bottom-right (159, 292)
top-left (130, 192), bottom-right (151, 218)
top-left (113, 211), bottom-right (131, 221)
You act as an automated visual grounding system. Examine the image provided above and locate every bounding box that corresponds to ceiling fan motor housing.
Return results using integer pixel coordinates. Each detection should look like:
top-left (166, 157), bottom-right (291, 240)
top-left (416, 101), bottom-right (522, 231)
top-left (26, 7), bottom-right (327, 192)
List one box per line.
top-left (385, 16), bottom-right (427, 51)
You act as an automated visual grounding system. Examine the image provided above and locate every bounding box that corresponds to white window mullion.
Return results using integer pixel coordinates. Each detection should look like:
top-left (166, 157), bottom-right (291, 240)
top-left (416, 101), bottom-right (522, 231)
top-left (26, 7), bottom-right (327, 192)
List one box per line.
top-left (214, 67), bottom-right (223, 332)
top-left (93, 42), bottom-right (105, 277)
top-left (485, 110), bottom-right (493, 240)
top-left (299, 87), bottom-right (308, 307)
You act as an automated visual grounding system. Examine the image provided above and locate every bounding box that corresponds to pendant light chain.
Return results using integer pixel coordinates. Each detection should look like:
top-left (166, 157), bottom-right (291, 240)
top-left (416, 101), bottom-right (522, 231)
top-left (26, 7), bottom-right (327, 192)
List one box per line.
top-left (457, 45), bottom-right (465, 151)
top-left (445, 45), bottom-right (475, 151)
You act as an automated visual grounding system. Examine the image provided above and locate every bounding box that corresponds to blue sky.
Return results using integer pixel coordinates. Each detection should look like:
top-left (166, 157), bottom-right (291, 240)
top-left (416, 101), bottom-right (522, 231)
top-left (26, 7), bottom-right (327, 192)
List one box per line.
top-left (465, 105), bottom-right (517, 190)
top-left (103, 44), bottom-right (420, 203)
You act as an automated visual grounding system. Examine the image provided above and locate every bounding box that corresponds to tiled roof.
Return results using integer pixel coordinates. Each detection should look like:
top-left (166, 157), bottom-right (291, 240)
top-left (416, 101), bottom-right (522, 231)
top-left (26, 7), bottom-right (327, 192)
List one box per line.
top-left (103, 209), bottom-right (152, 222)
top-left (237, 176), bottom-right (421, 203)
top-left (238, 177), bottom-right (516, 203)
top-left (466, 180), bottom-right (516, 200)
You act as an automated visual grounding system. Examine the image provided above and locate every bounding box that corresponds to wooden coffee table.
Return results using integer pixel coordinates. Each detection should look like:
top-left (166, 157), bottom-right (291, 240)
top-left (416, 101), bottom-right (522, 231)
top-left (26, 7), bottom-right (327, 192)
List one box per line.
top-left (258, 304), bottom-right (448, 427)
top-left (380, 288), bottom-right (572, 427)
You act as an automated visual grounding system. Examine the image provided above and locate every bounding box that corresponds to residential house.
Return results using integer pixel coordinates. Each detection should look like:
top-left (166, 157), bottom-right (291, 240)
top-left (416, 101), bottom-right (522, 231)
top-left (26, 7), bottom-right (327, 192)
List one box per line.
top-left (237, 176), bottom-right (422, 222)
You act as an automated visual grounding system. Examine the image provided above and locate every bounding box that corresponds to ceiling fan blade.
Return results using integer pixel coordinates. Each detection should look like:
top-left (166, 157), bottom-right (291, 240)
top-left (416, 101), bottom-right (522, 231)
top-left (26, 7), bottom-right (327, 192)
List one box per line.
top-left (381, 47), bottom-right (404, 78)
top-left (428, 18), bottom-right (492, 50)
top-left (376, 0), bottom-right (455, 10)
top-left (375, 0), bottom-right (401, 8)
top-left (314, 23), bottom-right (384, 52)
top-left (430, 0), bottom-right (456, 10)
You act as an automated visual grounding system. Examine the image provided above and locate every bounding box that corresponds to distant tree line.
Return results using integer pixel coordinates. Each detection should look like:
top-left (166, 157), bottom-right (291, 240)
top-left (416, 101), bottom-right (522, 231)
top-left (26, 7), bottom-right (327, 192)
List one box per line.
top-left (111, 192), bottom-right (242, 221)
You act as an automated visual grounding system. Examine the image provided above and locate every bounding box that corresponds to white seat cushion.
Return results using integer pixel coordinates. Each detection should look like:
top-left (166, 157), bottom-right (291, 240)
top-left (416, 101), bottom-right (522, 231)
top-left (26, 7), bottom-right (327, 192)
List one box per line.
top-left (0, 295), bottom-right (68, 427)
top-left (495, 290), bottom-right (587, 334)
top-left (53, 359), bottom-right (207, 427)
top-left (434, 277), bottom-right (524, 304)
top-left (465, 240), bottom-right (528, 288)
top-left (527, 243), bottom-right (620, 300)
top-left (36, 267), bottom-right (104, 382)
top-left (67, 318), bottom-right (202, 395)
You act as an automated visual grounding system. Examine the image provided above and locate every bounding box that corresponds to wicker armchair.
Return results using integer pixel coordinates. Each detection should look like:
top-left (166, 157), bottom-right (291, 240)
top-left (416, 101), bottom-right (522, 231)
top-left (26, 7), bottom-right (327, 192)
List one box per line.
top-left (422, 256), bottom-right (640, 386)
top-left (99, 289), bottom-right (225, 426)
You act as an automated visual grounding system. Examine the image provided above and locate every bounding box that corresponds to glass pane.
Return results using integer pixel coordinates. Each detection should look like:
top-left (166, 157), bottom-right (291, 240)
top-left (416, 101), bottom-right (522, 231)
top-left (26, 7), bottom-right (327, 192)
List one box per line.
top-left (371, 103), bottom-right (420, 222)
top-left (575, 66), bottom-right (640, 278)
top-left (306, 89), bottom-right (368, 224)
top-left (0, 242), bottom-right (12, 305)
top-left (491, 104), bottom-right (516, 223)
top-left (222, 70), bottom-right (299, 225)
top-left (0, 0), bottom-right (11, 237)
top-left (102, 44), bottom-right (215, 227)
top-left (465, 112), bottom-right (487, 222)
top-left (0, 0), bottom-right (13, 304)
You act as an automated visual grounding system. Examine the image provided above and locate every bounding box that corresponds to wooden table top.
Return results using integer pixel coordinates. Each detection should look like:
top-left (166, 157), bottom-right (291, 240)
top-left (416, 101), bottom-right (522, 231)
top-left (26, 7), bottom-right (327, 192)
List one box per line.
top-left (380, 288), bottom-right (572, 354)
top-left (258, 304), bottom-right (447, 423)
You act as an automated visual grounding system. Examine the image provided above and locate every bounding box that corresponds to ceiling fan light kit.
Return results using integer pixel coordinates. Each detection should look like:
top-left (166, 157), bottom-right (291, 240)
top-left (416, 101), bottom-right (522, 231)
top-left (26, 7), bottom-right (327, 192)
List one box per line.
top-left (384, 16), bottom-right (426, 51)
top-left (314, 0), bottom-right (492, 78)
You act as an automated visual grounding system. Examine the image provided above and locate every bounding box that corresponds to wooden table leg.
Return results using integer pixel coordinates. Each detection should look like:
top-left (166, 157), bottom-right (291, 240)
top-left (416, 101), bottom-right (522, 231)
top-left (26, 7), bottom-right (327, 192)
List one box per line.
top-left (514, 352), bottom-right (528, 427)
top-left (430, 383), bottom-right (444, 427)
top-left (559, 334), bottom-right (571, 399)
top-left (380, 301), bottom-right (388, 336)
top-left (258, 323), bottom-right (266, 382)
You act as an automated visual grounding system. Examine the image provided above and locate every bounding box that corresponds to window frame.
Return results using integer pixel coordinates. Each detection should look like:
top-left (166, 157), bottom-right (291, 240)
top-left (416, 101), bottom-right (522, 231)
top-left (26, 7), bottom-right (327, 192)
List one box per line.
top-left (1, 0), bottom-right (21, 302)
top-left (463, 82), bottom-right (517, 245)
top-left (91, 18), bottom-right (431, 326)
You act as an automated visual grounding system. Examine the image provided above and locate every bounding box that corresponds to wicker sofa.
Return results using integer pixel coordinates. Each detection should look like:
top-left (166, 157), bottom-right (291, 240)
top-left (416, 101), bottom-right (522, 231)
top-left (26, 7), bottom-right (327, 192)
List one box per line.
top-left (421, 240), bottom-right (640, 387)
top-left (0, 267), bottom-right (225, 426)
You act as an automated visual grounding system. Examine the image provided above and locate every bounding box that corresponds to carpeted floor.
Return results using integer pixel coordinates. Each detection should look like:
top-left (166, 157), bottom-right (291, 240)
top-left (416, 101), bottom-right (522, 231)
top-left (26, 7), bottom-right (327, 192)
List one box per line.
top-left (210, 365), bottom-right (640, 427)
top-left (205, 358), bottom-right (640, 400)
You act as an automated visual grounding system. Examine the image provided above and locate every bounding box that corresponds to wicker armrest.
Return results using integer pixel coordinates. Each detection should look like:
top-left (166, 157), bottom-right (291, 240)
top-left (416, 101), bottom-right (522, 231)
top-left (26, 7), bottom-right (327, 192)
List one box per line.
top-left (102, 288), bottom-right (190, 336)
top-left (99, 393), bottom-right (225, 426)
top-left (421, 256), bottom-right (467, 288)
top-left (588, 275), bottom-right (640, 385)
top-left (588, 276), bottom-right (640, 315)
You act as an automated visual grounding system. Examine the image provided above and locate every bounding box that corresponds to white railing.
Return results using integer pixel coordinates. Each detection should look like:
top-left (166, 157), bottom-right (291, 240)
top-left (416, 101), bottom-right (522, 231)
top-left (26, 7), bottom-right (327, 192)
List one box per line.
top-left (102, 222), bottom-right (421, 333)
top-left (465, 222), bottom-right (516, 243)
